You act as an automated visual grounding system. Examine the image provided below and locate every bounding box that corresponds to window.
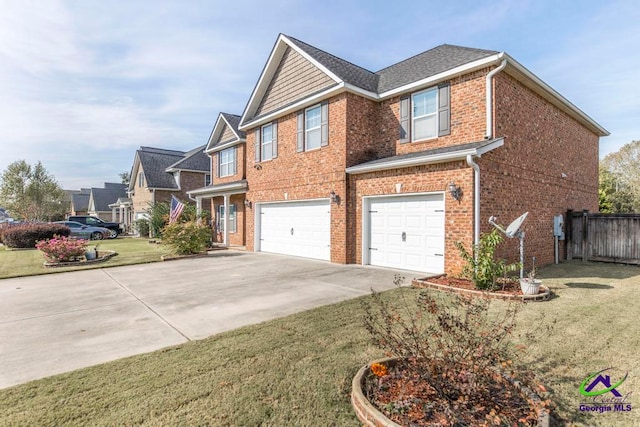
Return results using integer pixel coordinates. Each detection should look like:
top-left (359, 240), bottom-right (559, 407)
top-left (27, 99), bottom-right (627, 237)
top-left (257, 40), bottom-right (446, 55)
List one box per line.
top-left (218, 147), bottom-right (236, 177)
top-left (412, 88), bottom-right (438, 141)
top-left (305, 105), bottom-right (321, 150)
top-left (400, 83), bottom-right (450, 143)
top-left (217, 204), bottom-right (236, 233)
top-left (297, 101), bottom-right (328, 152)
top-left (138, 171), bottom-right (145, 187)
top-left (261, 124), bottom-right (273, 161)
top-left (254, 121), bottom-right (278, 163)
top-left (205, 173), bottom-right (211, 186)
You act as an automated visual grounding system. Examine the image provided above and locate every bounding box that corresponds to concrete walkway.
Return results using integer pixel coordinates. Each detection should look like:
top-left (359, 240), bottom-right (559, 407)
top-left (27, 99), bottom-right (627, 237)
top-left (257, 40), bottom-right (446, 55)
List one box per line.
top-left (0, 251), bottom-right (425, 389)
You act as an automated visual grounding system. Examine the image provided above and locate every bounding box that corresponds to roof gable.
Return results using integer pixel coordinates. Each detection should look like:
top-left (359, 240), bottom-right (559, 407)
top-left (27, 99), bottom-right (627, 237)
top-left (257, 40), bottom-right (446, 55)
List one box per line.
top-left (205, 113), bottom-right (246, 152)
top-left (240, 34), bottom-right (342, 127)
top-left (88, 184), bottom-right (127, 212)
top-left (136, 147), bottom-right (184, 190)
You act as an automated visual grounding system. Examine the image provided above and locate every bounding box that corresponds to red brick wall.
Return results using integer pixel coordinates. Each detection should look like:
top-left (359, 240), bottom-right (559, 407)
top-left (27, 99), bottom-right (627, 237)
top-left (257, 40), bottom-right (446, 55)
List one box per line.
top-left (484, 72), bottom-right (600, 269)
top-left (245, 93), bottom-right (349, 262)
top-left (211, 144), bottom-right (246, 184)
top-left (377, 69), bottom-right (489, 156)
top-left (349, 162), bottom-right (474, 275)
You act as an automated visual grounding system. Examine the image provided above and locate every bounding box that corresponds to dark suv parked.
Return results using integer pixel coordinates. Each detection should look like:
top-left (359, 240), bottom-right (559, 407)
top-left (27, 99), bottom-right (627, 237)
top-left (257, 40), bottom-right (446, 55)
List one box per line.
top-left (68, 216), bottom-right (122, 238)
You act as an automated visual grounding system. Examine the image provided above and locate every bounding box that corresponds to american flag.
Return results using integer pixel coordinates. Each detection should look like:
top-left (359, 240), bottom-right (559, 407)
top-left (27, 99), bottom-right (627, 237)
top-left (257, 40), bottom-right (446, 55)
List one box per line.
top-left (169, 195), bottom-right (185, 223)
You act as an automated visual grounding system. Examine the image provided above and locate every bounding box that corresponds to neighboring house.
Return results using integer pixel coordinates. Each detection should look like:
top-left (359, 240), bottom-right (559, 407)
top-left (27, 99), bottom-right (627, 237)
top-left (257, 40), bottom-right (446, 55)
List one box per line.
top-left (69, 188), bottom-right (91, 216)
top-left (188, 34), bottom-right (608, 275)
top-left (87, 183), bottom-right (128, 222)
top-left (128, 146), bottom-right (211, 224)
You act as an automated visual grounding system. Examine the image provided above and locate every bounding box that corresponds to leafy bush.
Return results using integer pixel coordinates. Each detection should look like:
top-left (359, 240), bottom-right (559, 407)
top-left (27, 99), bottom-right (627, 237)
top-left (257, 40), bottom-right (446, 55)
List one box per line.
top-left (1, 223), bottom-right (70, 248)
top-left (454, 229), bottom-right (520, 290)
top-left (36, 236), bottom-right (88, 262)
top-left (362, 276), bottom-right (549, 425)
top-left (161, 221), bottom-right (211, 255)
top-left (147, 202), bottom-right (170, 238)
top-left (134, 219), bottom-right (150, 237)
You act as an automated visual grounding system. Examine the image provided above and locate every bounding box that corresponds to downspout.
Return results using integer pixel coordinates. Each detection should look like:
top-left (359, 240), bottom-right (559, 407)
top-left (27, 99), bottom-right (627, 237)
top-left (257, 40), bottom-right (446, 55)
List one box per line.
top-left (466, 155), bottom-right (481, 247)
top-left (485, 58), bottom-right (507, 139)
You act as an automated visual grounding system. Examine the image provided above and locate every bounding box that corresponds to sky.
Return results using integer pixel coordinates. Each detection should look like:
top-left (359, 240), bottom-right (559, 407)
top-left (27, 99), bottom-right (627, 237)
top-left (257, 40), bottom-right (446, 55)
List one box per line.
top-left (0, 0), bottom-right (638, 189)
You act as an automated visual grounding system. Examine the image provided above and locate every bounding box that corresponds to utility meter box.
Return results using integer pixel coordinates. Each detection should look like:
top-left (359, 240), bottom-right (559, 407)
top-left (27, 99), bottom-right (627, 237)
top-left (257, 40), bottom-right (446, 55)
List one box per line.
top-left (553, 215), bottom-right (565, 240)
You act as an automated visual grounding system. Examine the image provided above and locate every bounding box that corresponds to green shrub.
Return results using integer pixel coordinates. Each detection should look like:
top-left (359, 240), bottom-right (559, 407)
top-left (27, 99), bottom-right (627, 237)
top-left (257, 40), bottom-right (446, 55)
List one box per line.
top-left (134, 219), bottom-right (150, 237)
top-left (454, 230), bottom-right (520, 290)
top-left (161, 221), bottom-right (211, 255)
top-left (2, 223), bottom-right (71, 248)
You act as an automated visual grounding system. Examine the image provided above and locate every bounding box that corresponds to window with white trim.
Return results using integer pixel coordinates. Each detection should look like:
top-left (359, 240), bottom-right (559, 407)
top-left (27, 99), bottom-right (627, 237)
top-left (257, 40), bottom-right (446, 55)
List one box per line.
top-left (218, 147), bottom-right (236, 177)
top-left (204, 173), bottom-right (211, 186)
top-left (412, 88), bottom-right (438, 141)
top-left (305, 104), bottom-right (321, 150)
top-left (261, 123), bottom-right (273, 161)
top-left (217, 204), bottom-right (236, 233)
top-left (138, 171), bottom-right (145, 187)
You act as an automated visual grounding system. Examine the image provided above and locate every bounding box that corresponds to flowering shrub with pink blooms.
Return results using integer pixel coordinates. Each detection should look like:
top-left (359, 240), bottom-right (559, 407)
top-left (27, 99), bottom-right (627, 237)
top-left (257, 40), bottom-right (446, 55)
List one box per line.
top-left (36, 235), bottom-right (88, 263)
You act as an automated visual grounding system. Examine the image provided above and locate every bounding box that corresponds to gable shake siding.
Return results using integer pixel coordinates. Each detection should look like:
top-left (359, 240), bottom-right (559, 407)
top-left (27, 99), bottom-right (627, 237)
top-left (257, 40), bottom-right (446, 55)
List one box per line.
top-left (255, 47), bottom-right (336, 117)
top-left (219, 124), bottom-right (236, 144)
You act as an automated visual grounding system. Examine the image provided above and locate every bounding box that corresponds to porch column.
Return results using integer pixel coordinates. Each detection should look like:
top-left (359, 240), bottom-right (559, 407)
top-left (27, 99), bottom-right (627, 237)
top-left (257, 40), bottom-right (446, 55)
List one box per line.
top-left (119, 206), bottom-right (125, 224)
top-left (196, 197), bottom-right (202, 224)
top-left (223, 194), bottom-right (230, 246)
top-left (111, 206), bottom-right (117, 222)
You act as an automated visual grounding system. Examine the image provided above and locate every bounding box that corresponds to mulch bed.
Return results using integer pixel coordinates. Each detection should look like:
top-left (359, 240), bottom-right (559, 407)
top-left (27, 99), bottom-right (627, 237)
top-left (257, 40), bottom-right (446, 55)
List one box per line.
top-left (364, 359), bottom-right (544, 426)
top-left (425, 276), bottom-right (522, 294)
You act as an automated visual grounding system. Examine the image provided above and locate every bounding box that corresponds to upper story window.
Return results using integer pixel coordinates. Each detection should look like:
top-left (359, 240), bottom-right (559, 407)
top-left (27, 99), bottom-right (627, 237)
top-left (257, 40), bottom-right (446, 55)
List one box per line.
top-left (297, 101), bottom-right (328, 152)
top-left (218, 147), bottom-right (237, 177)
top-left (254, 121), bottom-right (278, 163)
top-left (138, 171), bottom-right (145, 187)
top-left (412, 88), bottom-right (438, 141)
top-left (400, 82), bottom-right (450, 143)
top-left (205, 173), bottom-right (211, 186)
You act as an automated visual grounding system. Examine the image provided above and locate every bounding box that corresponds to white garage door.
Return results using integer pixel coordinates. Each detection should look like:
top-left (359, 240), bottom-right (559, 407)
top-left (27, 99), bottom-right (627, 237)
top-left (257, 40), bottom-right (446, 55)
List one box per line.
top-left (258, 200), bottom-right (330, 261)
top-left (367, 194), bottom-right (445, 273)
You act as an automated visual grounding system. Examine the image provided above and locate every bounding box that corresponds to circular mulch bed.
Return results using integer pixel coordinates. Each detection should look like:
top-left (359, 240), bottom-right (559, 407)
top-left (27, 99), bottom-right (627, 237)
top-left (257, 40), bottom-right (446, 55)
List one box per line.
top-left (412, 276), bottom-right (551, 302)
top-left (352, 357), bottom-right (550, 427)
top-left (43, 250), bottom-right (117, 268)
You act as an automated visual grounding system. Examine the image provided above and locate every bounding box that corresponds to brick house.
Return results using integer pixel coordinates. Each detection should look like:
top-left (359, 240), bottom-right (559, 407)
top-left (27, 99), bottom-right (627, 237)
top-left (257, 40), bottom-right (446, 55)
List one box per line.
top-left (189, 34), bottom-right (607, 275)
top-left (128, 146), bottom-right (211, 230)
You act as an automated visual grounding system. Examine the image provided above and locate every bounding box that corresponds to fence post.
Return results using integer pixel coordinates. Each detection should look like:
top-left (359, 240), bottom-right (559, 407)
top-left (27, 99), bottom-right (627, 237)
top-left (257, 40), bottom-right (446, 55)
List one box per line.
top-left (581, 210), bottom-right (589, 262)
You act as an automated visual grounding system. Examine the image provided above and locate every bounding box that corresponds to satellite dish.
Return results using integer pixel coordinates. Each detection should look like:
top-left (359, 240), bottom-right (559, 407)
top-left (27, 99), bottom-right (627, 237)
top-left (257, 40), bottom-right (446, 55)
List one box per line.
top-left (505, 212), bottom-right (528, 238)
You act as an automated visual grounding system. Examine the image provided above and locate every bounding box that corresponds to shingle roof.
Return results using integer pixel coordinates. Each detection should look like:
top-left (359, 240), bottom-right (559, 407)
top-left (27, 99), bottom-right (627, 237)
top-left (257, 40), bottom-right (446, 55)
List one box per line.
top-left (137, 147), bottom-right (185, 189)
top-left (221, 113), bottom-right (246, 139)
top-left (90, 184), bottom-right (127, 212)
top-left (376, 44), bottom-right (498, 93)
top-left (168, 145), bottom-right (209, 172)
top-left (71, 193), bottom-right (90, 212)
top-left (349, 139), bottom-right (501, 169)
top-left (287, 36), bottom-right (497, 94)
top-left (287, 36), bottom-right (380, 92)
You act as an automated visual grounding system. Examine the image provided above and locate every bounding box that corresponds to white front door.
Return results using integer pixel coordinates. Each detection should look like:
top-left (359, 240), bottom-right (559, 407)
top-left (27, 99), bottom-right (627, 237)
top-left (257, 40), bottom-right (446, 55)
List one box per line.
top-left (258, 200), bottom-right (331, 261)
top-left (367, 194), bottom-right (445, 273)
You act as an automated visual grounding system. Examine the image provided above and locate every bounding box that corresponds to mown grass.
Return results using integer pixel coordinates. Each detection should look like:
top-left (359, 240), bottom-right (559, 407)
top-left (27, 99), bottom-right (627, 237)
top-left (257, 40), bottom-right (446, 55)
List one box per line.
top-left (0, 238), bottom-right (172, 279)
top-left (0, 261), bottom-right (639, 426)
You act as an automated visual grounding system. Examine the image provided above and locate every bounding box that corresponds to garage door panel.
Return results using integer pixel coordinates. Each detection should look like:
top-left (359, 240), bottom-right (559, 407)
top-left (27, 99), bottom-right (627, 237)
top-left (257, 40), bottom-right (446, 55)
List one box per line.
top-left (259, 201), bottom-right (330, 261)
top-left (368, 194), bottom-right (445, 274)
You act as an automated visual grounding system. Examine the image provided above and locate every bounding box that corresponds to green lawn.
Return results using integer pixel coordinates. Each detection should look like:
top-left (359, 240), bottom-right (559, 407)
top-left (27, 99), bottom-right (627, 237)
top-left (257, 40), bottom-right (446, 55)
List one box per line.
top-left (0, 238), bottom-right (172, 279)
top-left (0, 261), bottom-right (639, 426)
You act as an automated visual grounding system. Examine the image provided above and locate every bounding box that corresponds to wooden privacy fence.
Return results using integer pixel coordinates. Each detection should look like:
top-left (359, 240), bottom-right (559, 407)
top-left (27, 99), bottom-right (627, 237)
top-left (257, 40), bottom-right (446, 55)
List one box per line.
top-left (567, 210), bottom-right (640, 264)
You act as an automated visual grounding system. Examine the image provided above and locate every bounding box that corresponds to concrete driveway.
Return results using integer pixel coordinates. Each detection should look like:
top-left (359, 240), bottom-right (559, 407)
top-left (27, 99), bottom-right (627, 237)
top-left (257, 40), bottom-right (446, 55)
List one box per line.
top-left (0, 251), bottom-right (424, 389)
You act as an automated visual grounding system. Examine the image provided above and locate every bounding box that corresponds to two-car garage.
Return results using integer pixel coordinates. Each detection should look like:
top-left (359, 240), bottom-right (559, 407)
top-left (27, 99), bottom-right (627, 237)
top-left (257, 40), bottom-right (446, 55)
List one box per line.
top-left (255, 193), bottom-right (445, 274)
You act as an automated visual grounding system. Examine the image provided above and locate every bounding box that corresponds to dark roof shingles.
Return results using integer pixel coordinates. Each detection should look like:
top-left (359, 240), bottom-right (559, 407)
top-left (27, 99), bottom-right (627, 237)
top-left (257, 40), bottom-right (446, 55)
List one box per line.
top-left (91, 184), bottom-right (127, 212)
top-left (138, 147), bottom-right (185, 189)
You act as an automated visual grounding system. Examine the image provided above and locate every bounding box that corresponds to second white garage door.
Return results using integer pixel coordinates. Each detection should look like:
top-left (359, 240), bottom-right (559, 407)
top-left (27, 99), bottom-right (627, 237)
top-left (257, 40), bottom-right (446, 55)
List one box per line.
top-left (258, 200), bottom-right (331, 261)
top-left (367, 194), bottom-right (445, 273)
